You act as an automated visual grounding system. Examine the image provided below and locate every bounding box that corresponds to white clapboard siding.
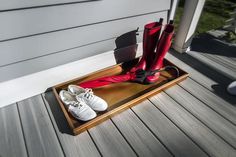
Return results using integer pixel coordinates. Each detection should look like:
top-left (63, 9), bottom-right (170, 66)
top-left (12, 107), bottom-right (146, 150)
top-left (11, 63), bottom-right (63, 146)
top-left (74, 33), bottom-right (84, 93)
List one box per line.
top-left (0, 0), bottom-right (92, 10)
top-left (0, 12), bottom-right (167, 67)
top-left (0, 0), bottom-right (170, 41)
top-left (0, 36), bottom-right (142, 82)
top-left (0, 44), bottom-right (143, 107)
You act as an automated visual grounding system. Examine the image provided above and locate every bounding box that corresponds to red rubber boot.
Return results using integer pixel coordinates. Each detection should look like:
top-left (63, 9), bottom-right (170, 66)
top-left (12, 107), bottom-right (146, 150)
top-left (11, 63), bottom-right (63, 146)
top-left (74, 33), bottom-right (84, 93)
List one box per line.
top-left (130, 19), bottom-right (163, 72)
top-left (78, 19), bottom-right (165, 89)
top-left (145, 21), bottom-right (174, 84)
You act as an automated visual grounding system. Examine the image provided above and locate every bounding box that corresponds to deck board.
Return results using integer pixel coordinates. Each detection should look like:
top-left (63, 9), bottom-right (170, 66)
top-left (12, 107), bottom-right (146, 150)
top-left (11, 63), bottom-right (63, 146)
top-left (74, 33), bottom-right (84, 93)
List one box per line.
top-left (0, 104), bottom-right (28, 157)
top-left (88, 120), bottom-right (137, 157)
top-left (201, 53), bottom-right (236, 71)
top-left (132, 100), bottom-right (207, 157)
top-left (188, 51), bottom-right (236, 79)
top-left (1, 50), bottom-right (236, 157)
top-left (149, 92), bottom-right (236, 157)
top-left (165, 85), bottom-right (236, 148)
top-left (17, 95), bottom-right (64, 157)
top-left (166, 52), bottom-right (236, 105)
top-left (179, 78), bottom-right (236, 125)
top-left (42, 92), bottom-right (101, 157)
top-left (111, 109), bottom-right (172, 157)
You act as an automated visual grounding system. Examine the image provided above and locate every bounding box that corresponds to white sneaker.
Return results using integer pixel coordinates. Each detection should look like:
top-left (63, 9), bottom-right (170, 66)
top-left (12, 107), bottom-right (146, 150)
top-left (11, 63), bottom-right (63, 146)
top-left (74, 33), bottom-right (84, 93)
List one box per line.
top-left (59, 90), bottom-right (97, 121)
top-left (227, 81), bottom-right (236, 95)
top-left (68, 85), bottom-right (108, 111)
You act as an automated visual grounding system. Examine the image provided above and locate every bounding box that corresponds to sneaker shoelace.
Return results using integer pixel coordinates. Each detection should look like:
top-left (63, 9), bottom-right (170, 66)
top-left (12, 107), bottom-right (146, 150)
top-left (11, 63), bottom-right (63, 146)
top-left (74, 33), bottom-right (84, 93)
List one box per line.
top-left (83, 88), bottom-right (94, 99)
top-left (68, 101), bottom-right (84, 110)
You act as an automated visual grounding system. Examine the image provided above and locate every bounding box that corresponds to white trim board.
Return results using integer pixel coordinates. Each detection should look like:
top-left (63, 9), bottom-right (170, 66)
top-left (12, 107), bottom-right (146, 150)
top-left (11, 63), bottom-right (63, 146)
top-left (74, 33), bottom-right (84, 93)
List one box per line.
top-left (0, 43), bottom-right (143, 108)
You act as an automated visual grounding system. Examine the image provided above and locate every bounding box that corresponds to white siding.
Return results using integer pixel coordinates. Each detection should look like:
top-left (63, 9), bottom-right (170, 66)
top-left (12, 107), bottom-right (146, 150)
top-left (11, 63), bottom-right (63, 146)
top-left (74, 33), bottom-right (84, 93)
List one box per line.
top-left (0, 0), bottom-right (171, 82)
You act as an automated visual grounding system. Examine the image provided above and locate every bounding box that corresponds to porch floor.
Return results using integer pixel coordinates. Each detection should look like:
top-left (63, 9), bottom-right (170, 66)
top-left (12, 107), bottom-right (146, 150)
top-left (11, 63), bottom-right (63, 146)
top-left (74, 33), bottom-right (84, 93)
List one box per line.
top-left (1, 46), bottom-right (236, 157)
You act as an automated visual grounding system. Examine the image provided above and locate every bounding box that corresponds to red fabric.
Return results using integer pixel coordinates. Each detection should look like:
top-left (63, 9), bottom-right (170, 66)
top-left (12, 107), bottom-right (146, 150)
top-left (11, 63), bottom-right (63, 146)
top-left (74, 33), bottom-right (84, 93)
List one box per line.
top-left (79, 72), bottom-right (136, 88)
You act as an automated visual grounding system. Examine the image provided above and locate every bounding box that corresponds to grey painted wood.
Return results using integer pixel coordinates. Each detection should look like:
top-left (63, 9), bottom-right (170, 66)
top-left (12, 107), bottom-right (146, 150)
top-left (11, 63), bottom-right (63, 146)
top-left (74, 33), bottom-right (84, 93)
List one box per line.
top-left (0, 37), bottom-right (137, 82)
top-left (0, 0), bottom-right (93, 10)
top-left (179, 78), bottom-right (236, 125)
top-left (111, 109), bottom-right (172, 157)
top-left (167, 51), bottom-right (234, 88)
top-left (200, 52), bottom-right (236, 72)
top-left (132, 100), bottom-right (207, 157)
top-left (165, 53), bottom-right (221, 90)
top-left (206, 53), bottom-right (235, 68)
top-left (1, 49), bottom-right (236, 157)
top-left (0, 12), bottom-right (166, 67)
top-left (149, 92), bottom-right (236, 157)
top-left (188, 51), bottom-right (236, 80)
top-left (165, 85), bottom-right (236, 148)
top-left (42, 92), bottom-right (101, 157)
top-left (17, 95), bottom-right (64, 157)
top-left (228, 56), bottom-right (236, 62)
top-left (0, 104), bottom-right (28, 157)
top-left (166, 52), bottom-right (236, 105)
top-left (88, 120), bottom-right (137, 157)
top-left (0, 0), bottom-right (170, 40)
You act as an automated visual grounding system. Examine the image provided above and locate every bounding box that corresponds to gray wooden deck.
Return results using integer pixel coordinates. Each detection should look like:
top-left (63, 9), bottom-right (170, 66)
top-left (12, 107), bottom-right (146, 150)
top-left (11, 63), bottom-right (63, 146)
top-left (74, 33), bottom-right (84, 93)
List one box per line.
top-left (1, 50), bottom-right (236, 157)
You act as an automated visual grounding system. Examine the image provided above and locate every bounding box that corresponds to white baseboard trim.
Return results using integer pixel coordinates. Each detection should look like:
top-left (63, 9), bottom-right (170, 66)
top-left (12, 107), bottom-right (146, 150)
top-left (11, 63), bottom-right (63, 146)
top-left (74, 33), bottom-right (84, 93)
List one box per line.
top-left (0, 43), bottom-right (142, 108)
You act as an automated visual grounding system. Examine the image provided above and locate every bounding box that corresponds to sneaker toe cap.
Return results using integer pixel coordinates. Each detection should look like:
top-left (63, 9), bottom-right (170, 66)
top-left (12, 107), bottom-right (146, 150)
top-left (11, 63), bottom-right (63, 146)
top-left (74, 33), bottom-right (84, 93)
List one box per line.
top-left (92, 98), bottom-right (108, 111)
top-left (227, 81), bottom-right (236, 95)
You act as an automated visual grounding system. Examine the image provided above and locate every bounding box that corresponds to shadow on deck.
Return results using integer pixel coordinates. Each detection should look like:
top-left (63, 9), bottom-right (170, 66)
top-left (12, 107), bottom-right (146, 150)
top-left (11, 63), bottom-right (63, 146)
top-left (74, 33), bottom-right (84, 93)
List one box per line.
top-left (169, 33), bottom-right (236, 105)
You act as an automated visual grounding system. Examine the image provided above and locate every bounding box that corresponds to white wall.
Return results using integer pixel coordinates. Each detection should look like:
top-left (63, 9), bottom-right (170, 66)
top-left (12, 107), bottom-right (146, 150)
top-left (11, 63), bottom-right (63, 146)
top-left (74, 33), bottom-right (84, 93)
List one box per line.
top-left (0, 0), bottom-right (174, 107)
top-left (0, 0), bottom-right (171, 82)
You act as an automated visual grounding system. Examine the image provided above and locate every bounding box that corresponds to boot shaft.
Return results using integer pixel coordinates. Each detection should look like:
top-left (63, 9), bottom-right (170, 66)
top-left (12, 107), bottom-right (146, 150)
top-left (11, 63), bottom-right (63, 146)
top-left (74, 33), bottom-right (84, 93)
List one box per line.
top-left (130, 19), bottom-right (163, 72)
top-left (142, 19), bottom-right (163, 69)
top-left (143, 21), bottom-right (162, 56)
top-left (149, 23), bottom-right (174, 71)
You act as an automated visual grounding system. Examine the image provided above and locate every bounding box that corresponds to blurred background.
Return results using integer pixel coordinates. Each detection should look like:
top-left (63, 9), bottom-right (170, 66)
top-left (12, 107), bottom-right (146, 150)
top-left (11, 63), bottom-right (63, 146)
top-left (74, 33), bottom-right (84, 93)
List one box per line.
top-left (174, 0), bottom-right (236, 43)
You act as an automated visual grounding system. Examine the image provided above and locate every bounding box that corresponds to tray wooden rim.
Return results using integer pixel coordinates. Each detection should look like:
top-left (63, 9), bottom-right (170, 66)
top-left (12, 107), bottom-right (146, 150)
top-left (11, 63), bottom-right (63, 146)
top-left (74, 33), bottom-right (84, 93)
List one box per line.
top-left (52, 58), bottom-right (189, 135)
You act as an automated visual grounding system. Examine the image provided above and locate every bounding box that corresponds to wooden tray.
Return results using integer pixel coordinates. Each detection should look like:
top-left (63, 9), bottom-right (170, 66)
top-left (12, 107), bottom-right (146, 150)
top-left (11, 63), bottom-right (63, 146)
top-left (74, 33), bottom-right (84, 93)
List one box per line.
top-left (53, 58), bottom-right (189, 135)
